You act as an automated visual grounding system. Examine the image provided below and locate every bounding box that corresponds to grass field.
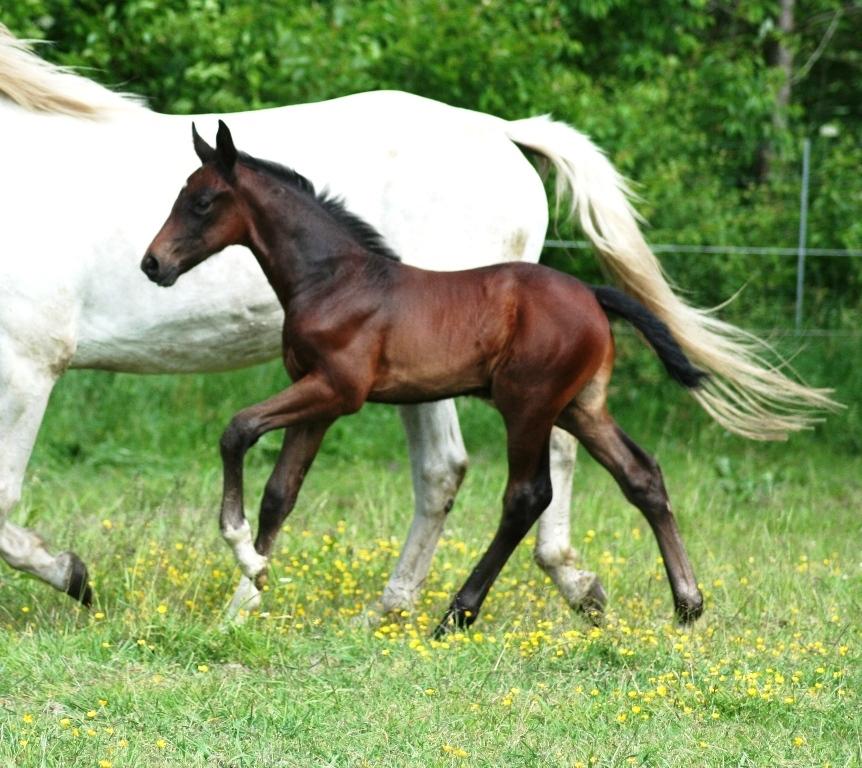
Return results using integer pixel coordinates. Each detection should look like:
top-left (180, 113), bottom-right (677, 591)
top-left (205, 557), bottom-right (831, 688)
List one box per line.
top-left (0, 336), bottom-right (859, 767)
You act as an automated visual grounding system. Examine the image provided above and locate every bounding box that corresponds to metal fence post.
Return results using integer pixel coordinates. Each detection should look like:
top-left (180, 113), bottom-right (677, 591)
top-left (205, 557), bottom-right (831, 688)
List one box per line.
top-left (795, 138), bottom-right (811, 333)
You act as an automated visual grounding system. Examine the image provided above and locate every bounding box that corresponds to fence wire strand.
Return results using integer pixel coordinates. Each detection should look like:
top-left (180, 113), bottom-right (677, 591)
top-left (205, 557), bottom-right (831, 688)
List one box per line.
top-left (543, 239), bottom-right (861, 338)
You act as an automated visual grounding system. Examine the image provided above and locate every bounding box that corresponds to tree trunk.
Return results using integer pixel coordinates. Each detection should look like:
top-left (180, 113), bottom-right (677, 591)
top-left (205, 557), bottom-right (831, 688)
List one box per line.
top-left (755, 0), bottom-right (795, 182)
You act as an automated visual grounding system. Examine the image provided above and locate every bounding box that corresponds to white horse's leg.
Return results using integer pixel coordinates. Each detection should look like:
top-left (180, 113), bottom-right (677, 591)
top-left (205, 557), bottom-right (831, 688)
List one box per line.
top-left (533, 428), bottom-right (606, 616)
top-left (379, 400), bottom-right (468, 614)
top-left (0, 360), bottom-right (92, 604)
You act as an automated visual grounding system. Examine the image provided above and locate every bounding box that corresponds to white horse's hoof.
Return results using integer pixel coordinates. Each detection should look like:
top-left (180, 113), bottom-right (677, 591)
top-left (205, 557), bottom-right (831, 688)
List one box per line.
top-left (224, 576), bottom-right (261, 625)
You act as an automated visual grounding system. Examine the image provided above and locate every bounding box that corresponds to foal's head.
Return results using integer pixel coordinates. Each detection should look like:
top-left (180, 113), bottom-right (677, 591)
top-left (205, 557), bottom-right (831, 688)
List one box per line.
top-left (142, 121), bottom-right (245, 287)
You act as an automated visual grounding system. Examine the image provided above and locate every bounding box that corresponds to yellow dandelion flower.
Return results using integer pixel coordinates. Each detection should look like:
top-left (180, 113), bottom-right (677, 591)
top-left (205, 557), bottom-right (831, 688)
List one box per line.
top-left (99, 760), bottom-right (113, 768)
top-left (442, 744), bottom-right (469, 758)
top-left (156, 604), bottom-right (168, 615)
top-left (22, 713), bottom-right (33, 724)
top-left (59, 718), bottom-right (71, 728)
top-left (156, 738), bottom-right (167, 749)
top-left (197, 664), bottom-right (209, 673)
top-left (793, 736), bottom-right (806, 747)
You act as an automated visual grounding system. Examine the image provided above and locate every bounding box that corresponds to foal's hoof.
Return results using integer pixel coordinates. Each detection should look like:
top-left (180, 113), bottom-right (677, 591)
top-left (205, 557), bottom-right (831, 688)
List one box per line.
top-left (63, 552), bottom-right (93, 607)
top-left (432, 606), bottom-right (472, 640)
top-left (432, 617), bottom-right (455, 640)
top-left (224, 576), bottom-right (262, 625)
top-left (254, 571), bottom-right (268, 591)
top-left (674, 591), bottom-right (705, 624)
top-left (576, 578), bottom-right (607, 626)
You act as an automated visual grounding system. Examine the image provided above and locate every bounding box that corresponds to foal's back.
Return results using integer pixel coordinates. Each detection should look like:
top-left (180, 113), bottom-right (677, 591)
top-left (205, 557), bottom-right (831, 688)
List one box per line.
top-left (370, 261), bottom-right (611, 407)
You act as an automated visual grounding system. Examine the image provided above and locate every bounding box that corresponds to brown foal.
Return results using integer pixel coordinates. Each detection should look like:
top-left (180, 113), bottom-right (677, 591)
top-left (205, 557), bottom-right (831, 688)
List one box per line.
top-left (142, 122), bottom-right (707, 634)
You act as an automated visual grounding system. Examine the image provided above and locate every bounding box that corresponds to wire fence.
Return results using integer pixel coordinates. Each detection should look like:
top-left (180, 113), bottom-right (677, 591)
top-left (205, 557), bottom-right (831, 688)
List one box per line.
top-left (544, 239), bottom-right (862, 339)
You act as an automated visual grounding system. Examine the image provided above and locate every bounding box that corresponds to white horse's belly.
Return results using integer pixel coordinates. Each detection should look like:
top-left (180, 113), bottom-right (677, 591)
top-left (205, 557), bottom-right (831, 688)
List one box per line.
top-left (71, 247), bottom-right (284, 372)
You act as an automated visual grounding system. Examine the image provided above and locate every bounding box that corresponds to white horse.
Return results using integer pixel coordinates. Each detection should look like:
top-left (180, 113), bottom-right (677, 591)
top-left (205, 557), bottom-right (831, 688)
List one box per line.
top-left (0, 27), bottom-right (834, 615)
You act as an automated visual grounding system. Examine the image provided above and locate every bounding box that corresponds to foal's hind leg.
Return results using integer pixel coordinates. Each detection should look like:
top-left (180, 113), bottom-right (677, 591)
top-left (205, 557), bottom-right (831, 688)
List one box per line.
top-left (557, 384), bottom-right (703, 622)
top-left (534, 428), bottom-right (606, 619)
top-left (434, 413), bottom-right (555, 637)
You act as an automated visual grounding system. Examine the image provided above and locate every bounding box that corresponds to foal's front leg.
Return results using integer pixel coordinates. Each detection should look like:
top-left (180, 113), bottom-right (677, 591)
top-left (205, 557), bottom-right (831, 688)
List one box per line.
top-left (226, 421), bottom-right (331, 617)
top-left (219, 374), bottom-right (349, 616)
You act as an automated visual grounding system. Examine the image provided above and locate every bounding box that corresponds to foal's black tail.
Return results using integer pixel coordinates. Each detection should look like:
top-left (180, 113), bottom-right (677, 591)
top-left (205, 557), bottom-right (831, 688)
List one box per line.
top-left (592, 285), bottom-right (708, 389)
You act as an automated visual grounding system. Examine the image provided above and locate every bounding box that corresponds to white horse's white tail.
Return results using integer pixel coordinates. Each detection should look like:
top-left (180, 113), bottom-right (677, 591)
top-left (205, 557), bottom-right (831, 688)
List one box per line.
top-left (505, 115), bottom-right (839, 440)
top-left (0, 24), bottom-right (144, 118)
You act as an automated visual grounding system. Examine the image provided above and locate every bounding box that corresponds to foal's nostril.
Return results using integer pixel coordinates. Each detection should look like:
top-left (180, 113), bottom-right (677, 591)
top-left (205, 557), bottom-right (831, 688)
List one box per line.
top-left (142, 253), bottom-right (160, 278)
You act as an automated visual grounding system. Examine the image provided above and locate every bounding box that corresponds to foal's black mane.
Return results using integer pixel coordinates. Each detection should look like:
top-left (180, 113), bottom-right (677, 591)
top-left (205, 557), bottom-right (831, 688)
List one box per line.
top-left (238, 152), bottom-right (401, 263)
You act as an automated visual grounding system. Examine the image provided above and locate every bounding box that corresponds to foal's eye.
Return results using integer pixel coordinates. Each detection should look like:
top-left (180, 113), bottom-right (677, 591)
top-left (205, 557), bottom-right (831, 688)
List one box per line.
top-left (193, 197), bottom-right (213, 215)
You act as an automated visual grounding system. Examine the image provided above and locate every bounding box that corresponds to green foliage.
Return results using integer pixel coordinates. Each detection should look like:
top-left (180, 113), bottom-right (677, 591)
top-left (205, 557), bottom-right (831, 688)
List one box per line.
top-left (3, 0), bottom-right (859, 328)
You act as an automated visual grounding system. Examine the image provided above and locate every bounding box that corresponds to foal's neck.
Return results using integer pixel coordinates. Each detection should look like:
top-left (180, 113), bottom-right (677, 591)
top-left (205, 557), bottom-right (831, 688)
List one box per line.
top-left (238, 168), bottom-right (376, 307)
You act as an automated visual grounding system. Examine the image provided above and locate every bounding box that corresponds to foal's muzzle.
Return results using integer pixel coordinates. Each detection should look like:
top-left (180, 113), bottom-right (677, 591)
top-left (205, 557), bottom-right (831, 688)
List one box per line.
top-left (140, 252), bottom-right (179, 287)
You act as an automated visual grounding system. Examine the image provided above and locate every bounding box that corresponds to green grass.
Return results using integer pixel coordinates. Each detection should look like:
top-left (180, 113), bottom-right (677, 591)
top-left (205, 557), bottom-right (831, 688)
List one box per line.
top-left (0, 338), bottom-right (860, 767)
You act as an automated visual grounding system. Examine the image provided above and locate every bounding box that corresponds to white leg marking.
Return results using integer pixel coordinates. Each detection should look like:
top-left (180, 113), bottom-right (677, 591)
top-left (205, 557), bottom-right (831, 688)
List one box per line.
top-left (381, 401), bottom-right (468, 613)
top-left (222, 520), bottom-right (267, 580)
top-left (225, 575), bottom-right (262, 622)
top-left (534, 428), bottom-right (600, 607)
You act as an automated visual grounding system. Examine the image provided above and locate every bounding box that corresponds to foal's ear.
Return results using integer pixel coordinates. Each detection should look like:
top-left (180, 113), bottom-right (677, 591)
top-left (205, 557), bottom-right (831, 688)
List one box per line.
top-left (192, 122), bottom-right (215, 164)
top-left (215, 120), bottom-right (238, 177)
